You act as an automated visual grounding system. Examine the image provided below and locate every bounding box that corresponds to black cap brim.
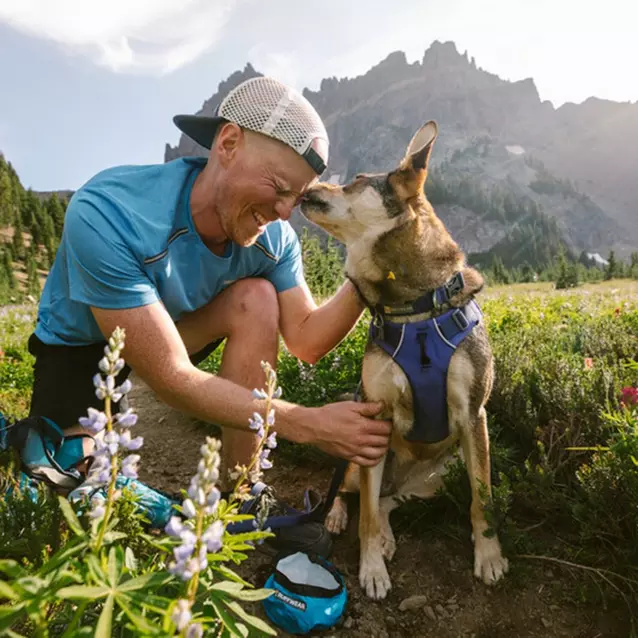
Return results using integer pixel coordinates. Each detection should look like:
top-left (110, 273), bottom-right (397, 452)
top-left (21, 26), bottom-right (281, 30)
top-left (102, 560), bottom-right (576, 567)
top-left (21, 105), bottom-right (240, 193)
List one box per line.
top-left (173, 114), bottom-right (227, 150)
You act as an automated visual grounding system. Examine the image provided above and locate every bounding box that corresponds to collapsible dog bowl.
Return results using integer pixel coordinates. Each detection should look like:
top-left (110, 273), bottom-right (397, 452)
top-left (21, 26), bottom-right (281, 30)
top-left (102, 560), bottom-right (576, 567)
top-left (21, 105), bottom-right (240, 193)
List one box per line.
top-left (262, 552), bottom-right (347, 635)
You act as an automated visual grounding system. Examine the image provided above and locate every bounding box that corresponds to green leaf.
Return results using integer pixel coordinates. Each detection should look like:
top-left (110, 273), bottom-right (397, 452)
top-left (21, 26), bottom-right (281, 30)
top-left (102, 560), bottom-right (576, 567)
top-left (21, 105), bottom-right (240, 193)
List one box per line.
top-left (0, 603), bottom-right (27, 632)
top-left (107, 546), bottom-right (123, 587)
top-left (223, 599), bottom-right (277, 635)
top-left (57, 585), bottom-right (111, 600)
top-left (226, 588), bottom-right (274, 603)
top-left (124, 547), bottom-right (138, 572)
top-left (0, 581), bottom-right (17, 600)
top-left (57, 496), bottom-right (85, 536)
top-left (212, 564), bottom-right (252, 586)
top-left (102, 531), bottom-right (127, 544)
top-left (118, 572), bottom-right (173, 593)
top-left (0, 560), bottom-right (25, 579)
top-left (38, 539), bottom-right (88, 576)
top-left (207, 598), bottom-right (248, 638)
top-left (211, 581), bottom-right (244, 593)
top-left (95, 593), bottom-right (114, 638)
top-left (116, 596), bottom-right (162, 635)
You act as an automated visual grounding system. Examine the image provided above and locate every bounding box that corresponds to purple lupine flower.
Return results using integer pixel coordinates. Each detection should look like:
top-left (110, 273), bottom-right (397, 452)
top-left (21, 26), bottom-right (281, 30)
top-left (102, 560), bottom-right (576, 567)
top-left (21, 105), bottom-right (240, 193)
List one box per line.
top-left (265, 432), bottom-right (277, 449)
top-left (186, 623), bottom-right (203, 638)
top-left (202, 520), bottom-right (224, 553)
top-left (198, 544), bottom-right (208, 571)
top-left (252, 388), bottom-right (267, 399)
top-left (174, 542), bottom-right (196, 563)
top-left (182, 499), bottom-right (197, 519)
top-left (266, 409), bottom-right (275, 426)
top-left (273, 386), bottom-right (282, 399)
top-left (116, 409), bottom-right (138, 428)
top-left (171, 600), bottom-right (192, 631)
top-left (98, 357), bottom-right (110, 373)
top-left (112, 358), bottom-right (125, 374)
top-left (79, 407), bottom-right (108, 433)
top-left (165, 516), bottom-right (183, 537)
top-left (260, 448), bottom-right (273, 470)
top-left (118, 379), bottom-right (133, 395)
top-left (121, 454), bottom-right (140, 479)
top-left (119, 430), bottom-right (144, 451)
top-left (104, 431), bottom-right (120, 456)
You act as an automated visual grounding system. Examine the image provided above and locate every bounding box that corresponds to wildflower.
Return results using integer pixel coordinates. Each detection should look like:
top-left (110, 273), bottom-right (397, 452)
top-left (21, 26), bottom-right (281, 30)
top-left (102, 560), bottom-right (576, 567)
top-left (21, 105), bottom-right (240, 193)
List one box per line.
top-left (584, 357), bottom-right (594, 370)
top-left (265, 431), bottom-right (278, 449)
top-left (172, 600), bottom-right (192, 632)
top-left (182, 499), bottom-right (197, 519)
top-left (253, 388), bottom-right (268, 399)
top-left (186, 624), bottom-right (204, 638)
top-left (620, 386), bottom-right (638, 407)
top-left (165, 516), bottom-right (183, 538)
top-left (116, 409), bottom-right (138, 428)
top-left (260, 448), bottom-right (273, 470)
top-left (78, 407), bottom-right (108, 434)
top-left (202, 520), bottom-right (224, 553)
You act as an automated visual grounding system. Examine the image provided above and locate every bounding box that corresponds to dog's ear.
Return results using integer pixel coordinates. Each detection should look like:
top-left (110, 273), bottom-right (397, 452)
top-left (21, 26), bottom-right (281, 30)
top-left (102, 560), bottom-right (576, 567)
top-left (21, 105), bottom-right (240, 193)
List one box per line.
top-left (402, 121), bottom-right (438, 173)
top-left (390, 121), bottom-right (438, 201)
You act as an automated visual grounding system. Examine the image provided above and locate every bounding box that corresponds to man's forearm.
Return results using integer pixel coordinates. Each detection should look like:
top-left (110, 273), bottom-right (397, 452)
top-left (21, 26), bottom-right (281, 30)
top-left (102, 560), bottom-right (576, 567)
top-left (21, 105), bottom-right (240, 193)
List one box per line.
top-left (151, 364), bottom-right (316, 445)
top-left (294, 279), bottom-right (366, 363)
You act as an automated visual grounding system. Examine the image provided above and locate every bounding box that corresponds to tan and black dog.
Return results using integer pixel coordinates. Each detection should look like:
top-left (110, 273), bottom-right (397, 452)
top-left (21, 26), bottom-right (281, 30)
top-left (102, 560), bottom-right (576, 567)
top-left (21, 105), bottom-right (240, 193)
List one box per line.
top-left (299, 121), bottom-right (508, 600)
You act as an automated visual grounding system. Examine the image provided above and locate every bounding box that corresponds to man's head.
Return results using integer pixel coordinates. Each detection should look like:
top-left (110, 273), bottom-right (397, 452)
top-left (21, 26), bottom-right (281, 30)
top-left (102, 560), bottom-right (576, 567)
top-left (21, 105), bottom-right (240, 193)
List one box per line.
top-left (173, 77), bottom-right (329, 247)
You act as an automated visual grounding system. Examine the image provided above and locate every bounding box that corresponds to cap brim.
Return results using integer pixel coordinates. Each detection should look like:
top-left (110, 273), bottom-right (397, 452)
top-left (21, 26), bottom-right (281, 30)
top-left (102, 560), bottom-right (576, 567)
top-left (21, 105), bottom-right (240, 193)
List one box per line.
top-left (173, 114), bottom-right (227, 150)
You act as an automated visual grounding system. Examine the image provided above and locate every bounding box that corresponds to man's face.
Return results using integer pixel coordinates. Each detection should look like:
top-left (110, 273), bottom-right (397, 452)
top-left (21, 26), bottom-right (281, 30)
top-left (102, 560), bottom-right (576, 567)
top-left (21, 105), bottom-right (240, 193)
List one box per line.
top-left (213, 127), bottom-right (319, 247)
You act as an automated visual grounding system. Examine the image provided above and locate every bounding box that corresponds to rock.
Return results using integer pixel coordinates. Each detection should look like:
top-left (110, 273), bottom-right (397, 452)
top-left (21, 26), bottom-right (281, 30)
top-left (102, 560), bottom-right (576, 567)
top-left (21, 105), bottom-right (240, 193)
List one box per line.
top-left (447, 604), bottom-right (460, 612)
top-left (425, 606), bottom-right (437, 621)
top-left (435, 604), bottom-right (447, 617)
top-left (541, 617), bottom-right (552, 628)
top-left (399, 595), bottom-right (429, 612)
top-left (343, 617), bottom-right (354, 630)
top-left (386, 616), bottom-right (396, 627)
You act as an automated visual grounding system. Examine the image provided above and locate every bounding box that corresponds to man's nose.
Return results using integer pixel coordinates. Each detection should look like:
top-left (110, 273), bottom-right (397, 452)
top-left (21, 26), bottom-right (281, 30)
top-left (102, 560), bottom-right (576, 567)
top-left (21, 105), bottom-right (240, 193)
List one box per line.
top-left (275, 198), bottom-right (296, 221)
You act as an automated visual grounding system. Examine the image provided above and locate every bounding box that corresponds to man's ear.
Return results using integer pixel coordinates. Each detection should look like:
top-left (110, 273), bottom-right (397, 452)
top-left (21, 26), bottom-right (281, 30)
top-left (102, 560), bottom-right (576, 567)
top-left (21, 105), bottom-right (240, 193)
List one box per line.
top-left (390, 121), bottom-right (438, 201)
top-left (402, 120), bottom-right (438, 173)
top-left (213, 122), bottom-right (243, 167)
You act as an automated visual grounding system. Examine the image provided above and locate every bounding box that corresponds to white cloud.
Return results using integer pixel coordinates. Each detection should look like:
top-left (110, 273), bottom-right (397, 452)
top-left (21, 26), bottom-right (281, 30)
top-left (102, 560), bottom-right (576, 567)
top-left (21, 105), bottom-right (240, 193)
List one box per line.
top-left (0, 0), bottom-right (237, 74)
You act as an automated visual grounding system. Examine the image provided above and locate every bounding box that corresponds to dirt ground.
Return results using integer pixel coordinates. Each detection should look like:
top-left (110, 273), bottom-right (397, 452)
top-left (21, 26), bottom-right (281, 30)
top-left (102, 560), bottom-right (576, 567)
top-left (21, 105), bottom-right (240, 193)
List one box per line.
top-left (127, 373), bottom-right (633, 638)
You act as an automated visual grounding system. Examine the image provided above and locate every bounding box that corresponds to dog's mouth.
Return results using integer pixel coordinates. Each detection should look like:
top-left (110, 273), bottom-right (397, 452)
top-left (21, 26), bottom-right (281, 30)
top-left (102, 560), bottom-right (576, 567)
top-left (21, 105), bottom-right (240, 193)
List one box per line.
top-left (299, 191), bottom-right (331, 216)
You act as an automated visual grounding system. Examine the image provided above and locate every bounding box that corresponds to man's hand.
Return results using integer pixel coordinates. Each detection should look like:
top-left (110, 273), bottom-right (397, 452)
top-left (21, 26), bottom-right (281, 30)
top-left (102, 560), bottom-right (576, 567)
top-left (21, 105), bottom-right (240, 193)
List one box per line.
top-left (300, 401), bottom-right (392, 466)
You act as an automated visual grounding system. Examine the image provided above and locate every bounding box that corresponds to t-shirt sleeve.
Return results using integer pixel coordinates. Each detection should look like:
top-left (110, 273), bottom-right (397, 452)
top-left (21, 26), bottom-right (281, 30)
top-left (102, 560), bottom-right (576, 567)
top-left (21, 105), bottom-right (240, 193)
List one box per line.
top-left (64, 195), bottom-right (160, 310)
top-left (265, 222), bottom-right (305, 293)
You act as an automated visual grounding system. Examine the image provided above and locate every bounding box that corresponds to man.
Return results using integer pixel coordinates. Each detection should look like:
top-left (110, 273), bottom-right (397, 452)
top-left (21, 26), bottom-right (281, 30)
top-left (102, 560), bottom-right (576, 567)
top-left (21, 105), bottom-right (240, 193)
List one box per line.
top-left (6, 77), bottom-right (391, 549)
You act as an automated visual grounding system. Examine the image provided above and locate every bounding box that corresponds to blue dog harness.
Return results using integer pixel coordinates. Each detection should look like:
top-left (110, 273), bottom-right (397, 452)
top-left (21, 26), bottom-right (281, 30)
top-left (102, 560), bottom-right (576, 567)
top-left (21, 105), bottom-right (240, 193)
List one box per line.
top-left (364, 272), bottom-right (483, 444)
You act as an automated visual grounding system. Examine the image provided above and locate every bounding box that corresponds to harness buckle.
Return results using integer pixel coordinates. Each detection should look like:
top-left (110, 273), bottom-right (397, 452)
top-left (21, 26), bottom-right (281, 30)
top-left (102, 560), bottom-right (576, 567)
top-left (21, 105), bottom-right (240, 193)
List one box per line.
top-left (445, 272), bottom-right (465, 300)
top-left (451, 308), bottom-right (469, 332)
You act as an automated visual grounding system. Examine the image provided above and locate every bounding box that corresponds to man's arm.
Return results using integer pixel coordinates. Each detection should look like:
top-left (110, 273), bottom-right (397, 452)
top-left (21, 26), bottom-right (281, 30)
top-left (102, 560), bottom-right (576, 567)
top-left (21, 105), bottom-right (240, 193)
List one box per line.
top-left (277, 278), bottom-right (365, 364)
top-left (91, 301), bottom-right (390, 466)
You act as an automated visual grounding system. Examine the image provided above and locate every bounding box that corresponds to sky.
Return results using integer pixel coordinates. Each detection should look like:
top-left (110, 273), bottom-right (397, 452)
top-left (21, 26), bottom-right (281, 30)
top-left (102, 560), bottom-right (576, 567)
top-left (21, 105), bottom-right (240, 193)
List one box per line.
top-left (0, 0), bottom-right (636, 192)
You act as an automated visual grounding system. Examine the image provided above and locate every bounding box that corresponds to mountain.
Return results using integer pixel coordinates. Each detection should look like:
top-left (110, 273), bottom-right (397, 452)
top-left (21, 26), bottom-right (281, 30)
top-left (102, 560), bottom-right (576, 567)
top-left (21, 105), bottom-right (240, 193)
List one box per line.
top-left (164, 41), bottom-right (638, 263)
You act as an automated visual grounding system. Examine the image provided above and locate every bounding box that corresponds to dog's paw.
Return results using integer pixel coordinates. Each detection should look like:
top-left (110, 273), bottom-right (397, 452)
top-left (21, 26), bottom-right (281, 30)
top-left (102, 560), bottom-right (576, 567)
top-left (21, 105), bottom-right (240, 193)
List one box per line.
top-left (325, 498), bottom-right (348, 535)
top-left (360, 555), bottom-right (392, 600)
top-left (380, 527), bottom-right (396, 560)
top-left (474, 537), bottom-right (509, 584)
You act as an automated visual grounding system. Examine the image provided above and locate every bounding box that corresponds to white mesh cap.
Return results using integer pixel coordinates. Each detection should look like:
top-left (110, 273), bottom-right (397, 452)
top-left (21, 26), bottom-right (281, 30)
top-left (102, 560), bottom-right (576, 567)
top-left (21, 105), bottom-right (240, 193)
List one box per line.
top-left (174, 76), bottom-right (329, 174)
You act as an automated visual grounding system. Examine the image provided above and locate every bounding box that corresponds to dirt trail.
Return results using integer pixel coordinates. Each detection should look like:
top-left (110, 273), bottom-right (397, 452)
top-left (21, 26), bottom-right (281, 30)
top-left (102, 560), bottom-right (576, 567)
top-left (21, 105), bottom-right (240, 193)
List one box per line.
top-left (127, 373), bottom-right (631, 638)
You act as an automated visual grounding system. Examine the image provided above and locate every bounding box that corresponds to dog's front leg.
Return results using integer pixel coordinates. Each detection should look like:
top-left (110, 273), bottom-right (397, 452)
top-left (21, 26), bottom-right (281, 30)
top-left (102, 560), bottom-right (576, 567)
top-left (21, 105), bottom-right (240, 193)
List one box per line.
top-left (359, 453), bottom-right (391, 599)
top-left (461, 406), bottom-right (509, 584)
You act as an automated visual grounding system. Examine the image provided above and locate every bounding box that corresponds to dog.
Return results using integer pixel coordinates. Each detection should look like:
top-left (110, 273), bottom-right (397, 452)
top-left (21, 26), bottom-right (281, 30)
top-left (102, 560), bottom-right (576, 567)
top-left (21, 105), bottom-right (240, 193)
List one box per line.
top-left (299, 120), bottom-right (509, 600)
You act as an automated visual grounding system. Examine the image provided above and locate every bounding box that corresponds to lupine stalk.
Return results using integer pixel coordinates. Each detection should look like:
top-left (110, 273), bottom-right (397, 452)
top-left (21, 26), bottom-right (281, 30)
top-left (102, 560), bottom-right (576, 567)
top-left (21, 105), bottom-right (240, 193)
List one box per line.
top-left (76, 327), bottom-right (141, 551)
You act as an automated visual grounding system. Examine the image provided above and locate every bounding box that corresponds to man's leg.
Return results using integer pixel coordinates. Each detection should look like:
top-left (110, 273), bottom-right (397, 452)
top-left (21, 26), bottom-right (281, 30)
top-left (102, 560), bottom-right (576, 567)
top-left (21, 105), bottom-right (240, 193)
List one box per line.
top-left (175, 278), bottom-right (280, 491)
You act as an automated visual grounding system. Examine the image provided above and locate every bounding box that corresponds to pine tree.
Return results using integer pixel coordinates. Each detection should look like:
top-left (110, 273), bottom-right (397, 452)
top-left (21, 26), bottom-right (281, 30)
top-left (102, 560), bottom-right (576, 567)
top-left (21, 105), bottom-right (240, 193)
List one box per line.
top-left (26, 250), bottom-right (41, 299)
top-left (2, 248), bottom-right (16, 289)
top-left (0, 155), bottom-right (12, 227)
top-left (47, 194), bottom-right (66, 239)
top-left (12, 215), bottom-right (25, 261)
top-left (630, 252), bottom-right (638, 280)
top-left (604, 250), bottom-right (617, 281)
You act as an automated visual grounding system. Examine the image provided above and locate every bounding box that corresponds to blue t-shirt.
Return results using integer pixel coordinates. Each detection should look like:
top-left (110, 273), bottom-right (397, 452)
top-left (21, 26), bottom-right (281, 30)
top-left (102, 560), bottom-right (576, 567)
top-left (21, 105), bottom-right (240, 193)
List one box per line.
top-left (35, 157), bottom-right (305, 346)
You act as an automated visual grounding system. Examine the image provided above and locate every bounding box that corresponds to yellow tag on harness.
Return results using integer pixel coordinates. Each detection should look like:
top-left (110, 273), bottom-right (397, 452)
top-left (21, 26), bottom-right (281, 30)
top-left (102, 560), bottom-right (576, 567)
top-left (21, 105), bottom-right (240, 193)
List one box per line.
top-left (386, 271), bottom-right (396, 280)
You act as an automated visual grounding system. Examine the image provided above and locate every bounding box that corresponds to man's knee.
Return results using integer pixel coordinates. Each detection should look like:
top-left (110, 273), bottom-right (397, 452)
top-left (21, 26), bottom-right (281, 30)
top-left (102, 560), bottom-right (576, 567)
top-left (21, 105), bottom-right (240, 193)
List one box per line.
top-left (226, 278), bottom-right (279, 335)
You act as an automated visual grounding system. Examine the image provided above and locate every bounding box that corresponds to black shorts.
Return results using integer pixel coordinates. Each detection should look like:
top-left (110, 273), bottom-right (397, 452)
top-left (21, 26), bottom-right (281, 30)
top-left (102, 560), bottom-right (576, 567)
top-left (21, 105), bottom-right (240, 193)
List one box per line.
top-left (27, 333), bottom-right (224, 430)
